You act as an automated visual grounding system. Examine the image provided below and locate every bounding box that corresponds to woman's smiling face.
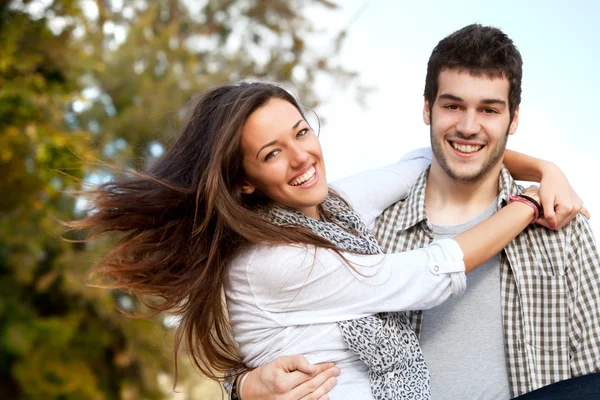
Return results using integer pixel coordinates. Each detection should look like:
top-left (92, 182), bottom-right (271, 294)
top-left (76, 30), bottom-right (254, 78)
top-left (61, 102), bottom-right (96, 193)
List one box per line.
top-left (240, 98), bottom-right (328, 219)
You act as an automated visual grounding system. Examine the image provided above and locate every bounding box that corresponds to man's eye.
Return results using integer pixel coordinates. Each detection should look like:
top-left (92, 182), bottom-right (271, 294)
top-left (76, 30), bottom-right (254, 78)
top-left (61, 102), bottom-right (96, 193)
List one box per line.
top-left (483, 108), bottom-right (498, 114)
top-left (445, 104), bottom-right (460, 110)
top-left (264, 150), bottom-right (279, 161)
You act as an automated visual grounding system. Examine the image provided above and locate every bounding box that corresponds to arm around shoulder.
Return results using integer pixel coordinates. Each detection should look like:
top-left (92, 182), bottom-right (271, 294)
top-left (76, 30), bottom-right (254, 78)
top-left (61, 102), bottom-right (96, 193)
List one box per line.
top-left (330, 147), bottom-right (432, 229)
top-left (243, 240), bottom-right (466, 326)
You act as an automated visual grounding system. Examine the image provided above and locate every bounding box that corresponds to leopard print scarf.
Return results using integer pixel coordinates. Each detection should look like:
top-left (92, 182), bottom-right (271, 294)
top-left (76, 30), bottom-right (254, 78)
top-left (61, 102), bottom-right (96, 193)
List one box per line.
top-left (262, 194), bottom-right (431, 400)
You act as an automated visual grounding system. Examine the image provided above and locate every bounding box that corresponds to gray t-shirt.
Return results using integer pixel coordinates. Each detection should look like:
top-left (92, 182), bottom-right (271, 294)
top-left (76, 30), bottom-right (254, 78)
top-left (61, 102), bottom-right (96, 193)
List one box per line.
top-left (420, 199), bottom-right (510, 400)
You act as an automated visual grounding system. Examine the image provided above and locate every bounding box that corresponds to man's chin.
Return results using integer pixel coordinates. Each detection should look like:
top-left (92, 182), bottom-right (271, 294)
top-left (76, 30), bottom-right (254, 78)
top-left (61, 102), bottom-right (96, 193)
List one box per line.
top-left (443, 165), bottom-right (487, 183)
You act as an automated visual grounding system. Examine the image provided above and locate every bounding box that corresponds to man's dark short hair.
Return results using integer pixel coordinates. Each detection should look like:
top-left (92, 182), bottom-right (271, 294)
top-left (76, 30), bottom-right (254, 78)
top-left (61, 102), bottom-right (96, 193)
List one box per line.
top-left (424, 24), bottom-right (523, 120)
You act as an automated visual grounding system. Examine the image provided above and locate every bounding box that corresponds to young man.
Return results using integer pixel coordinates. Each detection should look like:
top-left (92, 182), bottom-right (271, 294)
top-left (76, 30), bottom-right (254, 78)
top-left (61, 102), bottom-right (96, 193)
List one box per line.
top-left (232, 24), bottom-right (599, 399)
top-left (372, 24), bottom-right (600, 399)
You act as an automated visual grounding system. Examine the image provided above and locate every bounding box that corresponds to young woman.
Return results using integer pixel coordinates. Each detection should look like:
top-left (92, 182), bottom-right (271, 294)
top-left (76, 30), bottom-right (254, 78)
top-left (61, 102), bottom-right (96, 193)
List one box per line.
top-left (74, 82), bottom-right (584, 400)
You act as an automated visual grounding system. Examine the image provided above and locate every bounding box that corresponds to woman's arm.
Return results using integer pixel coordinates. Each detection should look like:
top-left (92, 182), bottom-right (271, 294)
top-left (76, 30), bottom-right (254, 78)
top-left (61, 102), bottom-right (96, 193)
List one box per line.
top-left (455, 186), bottom-right (539, 272)
top-left (330, 147), bottom-right (431, 229)
top-left (242, 190), bottom-right (538, 325)
top-left (233, 190), bottom-right (540, 400)
top-left (504, 149), bottom-right (549, 182)
top-left (504, 149), bottom-right (588, 229)
top-left (332, 148), bottom-right (587, 231)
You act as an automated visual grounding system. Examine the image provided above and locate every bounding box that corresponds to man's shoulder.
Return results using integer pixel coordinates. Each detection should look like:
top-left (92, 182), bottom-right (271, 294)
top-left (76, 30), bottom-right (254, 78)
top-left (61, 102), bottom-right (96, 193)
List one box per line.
top-left (383, 197), bottom-right (412, 216)
top-left (375, 197), bottom-right (412, 231)
top-left (514, 213), bottom-right (597, 261)
top-left (523, 213), bottom-right (593, 237)
top-left (373, 196), bottom-right (424, 252)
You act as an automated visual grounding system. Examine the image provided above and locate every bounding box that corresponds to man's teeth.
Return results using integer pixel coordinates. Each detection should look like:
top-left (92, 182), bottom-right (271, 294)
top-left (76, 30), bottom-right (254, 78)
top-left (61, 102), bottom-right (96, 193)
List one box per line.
top-left (451, 142), bottom-right (483, 153)
top-left (290, 166), bottom-right (316, 186)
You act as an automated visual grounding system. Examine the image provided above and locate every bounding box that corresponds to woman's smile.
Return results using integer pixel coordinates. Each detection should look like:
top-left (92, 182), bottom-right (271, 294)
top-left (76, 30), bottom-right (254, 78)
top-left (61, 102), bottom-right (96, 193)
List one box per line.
top-left (241, 98), bottom-right (329, 218)
top-left (289, 165), bottom-right (318, 187)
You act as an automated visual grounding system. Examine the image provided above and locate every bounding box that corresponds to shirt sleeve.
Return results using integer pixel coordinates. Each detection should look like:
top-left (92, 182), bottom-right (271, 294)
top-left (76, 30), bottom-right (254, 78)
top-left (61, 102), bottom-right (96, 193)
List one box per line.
top-left (568, 214), bottom-right (600, 376)
top-left (244, 237), bottom-right (465, 327)
top-left (330, 147), bottom-right (432, 230)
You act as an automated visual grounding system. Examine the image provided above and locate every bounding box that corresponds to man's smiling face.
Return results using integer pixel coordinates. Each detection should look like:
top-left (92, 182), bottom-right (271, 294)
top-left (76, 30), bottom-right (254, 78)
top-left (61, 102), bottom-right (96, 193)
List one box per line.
top-left (424, 69), bottom-right (520, 183)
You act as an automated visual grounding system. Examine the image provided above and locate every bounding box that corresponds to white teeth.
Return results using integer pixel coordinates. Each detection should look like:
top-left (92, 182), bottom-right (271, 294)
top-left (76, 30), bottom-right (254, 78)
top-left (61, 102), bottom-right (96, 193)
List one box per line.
top-left (290, 166), bottom-right (316, 186)
top-left (451, 142), bottom-right (483, 153)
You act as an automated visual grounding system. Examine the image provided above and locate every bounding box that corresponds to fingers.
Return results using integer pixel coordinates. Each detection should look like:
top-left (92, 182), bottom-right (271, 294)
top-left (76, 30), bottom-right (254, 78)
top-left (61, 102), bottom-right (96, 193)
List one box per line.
top-left (554, 201), bottom-right (584, 230)
top-left (281, 354), bottom-right (319, 375)
top-left (540, 197), bottom-right (558, 230)
top-left (523, 184), bottom-right (539, 195)
top-left (527, 184), bottom-right (556, 229)
top-left (535, 218), bottom-right (552, 229)
top-left (278, 363), bottom-right (336, 389)
top-left (292, 366), bottom-right (339, 400)
top-left (300, 377), bottom-right (337, 400)
top-left (540, 203), bottom-right (589, 230)
top-left (581, 207), bottom-right (591, 220)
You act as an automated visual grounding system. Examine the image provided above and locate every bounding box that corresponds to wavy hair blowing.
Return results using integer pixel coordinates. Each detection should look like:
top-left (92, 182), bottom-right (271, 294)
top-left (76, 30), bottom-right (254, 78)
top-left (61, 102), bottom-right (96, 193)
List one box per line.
top-left (72, 82), bottom-right (346, 382)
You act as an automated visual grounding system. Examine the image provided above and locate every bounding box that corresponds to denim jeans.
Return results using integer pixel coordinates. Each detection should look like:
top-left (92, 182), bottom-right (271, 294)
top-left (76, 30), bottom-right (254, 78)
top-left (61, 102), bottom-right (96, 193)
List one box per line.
top-left (512, 373), bottom-right (600, 400)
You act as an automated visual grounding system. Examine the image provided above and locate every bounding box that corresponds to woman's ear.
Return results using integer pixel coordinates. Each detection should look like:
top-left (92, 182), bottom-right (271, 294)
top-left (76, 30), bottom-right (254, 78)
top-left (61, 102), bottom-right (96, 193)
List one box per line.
top-left (241, 181), bottom-right (256, 195)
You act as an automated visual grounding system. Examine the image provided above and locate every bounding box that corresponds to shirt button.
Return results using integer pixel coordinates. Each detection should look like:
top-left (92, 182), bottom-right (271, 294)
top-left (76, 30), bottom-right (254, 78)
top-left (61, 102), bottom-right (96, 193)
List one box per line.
top-left (434, 265), bottom-right (440, 272)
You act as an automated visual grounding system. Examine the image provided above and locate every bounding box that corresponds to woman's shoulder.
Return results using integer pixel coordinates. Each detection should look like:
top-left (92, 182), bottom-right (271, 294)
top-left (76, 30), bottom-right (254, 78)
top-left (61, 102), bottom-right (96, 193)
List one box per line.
top-left (231, 243), bottom-right (316, 269)
top-left (229, 243), bottom-right (329, 295)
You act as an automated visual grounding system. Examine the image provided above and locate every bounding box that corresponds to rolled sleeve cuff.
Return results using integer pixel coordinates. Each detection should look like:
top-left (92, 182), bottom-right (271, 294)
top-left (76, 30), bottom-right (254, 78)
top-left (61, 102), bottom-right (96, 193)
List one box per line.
top-left (428, 238), bottom-right (466, 297)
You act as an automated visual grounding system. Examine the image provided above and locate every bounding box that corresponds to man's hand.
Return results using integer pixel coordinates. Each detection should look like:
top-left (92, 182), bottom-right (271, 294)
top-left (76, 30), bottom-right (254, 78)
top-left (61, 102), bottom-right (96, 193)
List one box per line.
top-left (537, 162), bottom-right (590, 230)
top-left (241, 355), bottom-right (339, 400)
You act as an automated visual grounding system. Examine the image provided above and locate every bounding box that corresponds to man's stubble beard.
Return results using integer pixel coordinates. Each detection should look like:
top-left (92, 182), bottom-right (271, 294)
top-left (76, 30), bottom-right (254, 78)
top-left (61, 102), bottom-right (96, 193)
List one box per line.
top-left (429, 126), bottom-right (510, 184)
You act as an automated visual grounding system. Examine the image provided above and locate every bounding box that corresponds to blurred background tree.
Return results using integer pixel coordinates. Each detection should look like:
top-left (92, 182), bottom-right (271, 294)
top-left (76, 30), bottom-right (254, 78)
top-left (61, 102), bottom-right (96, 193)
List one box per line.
top-left (0, 0), bottom-right (357, 398)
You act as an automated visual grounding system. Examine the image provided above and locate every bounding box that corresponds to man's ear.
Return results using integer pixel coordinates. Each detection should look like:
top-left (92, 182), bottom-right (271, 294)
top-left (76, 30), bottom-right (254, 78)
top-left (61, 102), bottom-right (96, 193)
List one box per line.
top-left (423, 98), bottom-right (432, 125)
top-left (241, 181), bottom-right (256, 195)
top-left (508, 106), bottom-right (520, 135)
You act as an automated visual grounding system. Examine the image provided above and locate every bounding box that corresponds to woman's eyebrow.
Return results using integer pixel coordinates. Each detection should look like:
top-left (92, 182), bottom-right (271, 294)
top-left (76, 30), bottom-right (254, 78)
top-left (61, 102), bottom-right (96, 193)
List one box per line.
top-left (256, 140), bottom-right (278, 159)
top-left (255, 119), bottom-right (304, 159)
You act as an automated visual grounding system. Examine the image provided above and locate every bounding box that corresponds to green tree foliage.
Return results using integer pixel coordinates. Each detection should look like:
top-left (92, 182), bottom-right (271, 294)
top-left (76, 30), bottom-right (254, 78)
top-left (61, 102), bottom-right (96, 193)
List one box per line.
top-left (0, 0), bottom-right (354, 398)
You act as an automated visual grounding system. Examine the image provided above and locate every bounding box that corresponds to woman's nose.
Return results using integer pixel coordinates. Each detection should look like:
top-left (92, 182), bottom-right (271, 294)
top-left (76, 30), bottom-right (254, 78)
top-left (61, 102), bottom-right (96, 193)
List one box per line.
top-left (289, 143), bottom-right (310, 168)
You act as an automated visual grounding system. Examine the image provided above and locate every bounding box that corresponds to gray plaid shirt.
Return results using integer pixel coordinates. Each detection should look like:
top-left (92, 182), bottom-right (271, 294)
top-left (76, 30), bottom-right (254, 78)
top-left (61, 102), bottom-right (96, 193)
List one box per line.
top-left (373, 166), bottom-right (600, 397)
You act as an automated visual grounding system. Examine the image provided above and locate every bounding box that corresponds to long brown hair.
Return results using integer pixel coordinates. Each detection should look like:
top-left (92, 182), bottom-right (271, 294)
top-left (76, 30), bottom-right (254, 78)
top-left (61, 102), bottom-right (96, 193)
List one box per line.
top-left (72, 81), bottom-right (348, 382)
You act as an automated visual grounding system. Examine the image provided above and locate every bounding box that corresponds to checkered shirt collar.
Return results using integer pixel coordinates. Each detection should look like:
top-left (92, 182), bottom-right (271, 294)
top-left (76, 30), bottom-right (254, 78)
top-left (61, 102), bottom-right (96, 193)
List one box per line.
top-left (394, 165), bottom-right (522, 232)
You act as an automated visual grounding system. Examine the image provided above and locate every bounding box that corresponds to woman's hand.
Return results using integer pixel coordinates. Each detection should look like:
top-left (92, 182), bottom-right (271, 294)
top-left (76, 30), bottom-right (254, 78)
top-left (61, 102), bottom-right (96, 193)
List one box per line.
top-left (537, 162), bottom-right (590, 229)
top-left (241, 355), bottom-right (339, 400)
top-left (522, 185), bottom-right (541, 205)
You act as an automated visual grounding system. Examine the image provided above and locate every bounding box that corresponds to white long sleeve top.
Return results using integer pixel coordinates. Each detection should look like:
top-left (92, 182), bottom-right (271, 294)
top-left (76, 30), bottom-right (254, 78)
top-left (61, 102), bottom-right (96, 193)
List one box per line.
top-left (225, 148), bottom-right (467, 399)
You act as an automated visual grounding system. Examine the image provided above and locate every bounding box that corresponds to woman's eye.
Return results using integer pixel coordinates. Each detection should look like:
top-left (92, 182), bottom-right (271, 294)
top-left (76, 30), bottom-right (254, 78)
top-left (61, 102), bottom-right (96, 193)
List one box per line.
top-left (296, 128), bottom-right (309, 138)
top-left (264, 150), bottom-right (279, 161)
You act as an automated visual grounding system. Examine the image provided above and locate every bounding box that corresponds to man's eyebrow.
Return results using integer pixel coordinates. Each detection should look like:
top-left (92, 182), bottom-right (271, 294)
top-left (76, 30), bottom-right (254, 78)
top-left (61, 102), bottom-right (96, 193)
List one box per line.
top-left (438, 93), bottom-right (507, 107)
top-left (481, 98), bottom-right (507, 106)
top-left (438, 93), bottom-right (463, 102)
top-left (256, 140), bottom-right (277, 159)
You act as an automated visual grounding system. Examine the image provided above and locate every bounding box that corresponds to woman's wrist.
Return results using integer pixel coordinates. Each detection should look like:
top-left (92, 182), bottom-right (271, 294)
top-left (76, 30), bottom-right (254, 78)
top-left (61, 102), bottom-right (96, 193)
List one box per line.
top-left (509, 194), bottom-right (541, 224)
top-left (231, 370), bottom-right (251, 400)
top-left (537, 160), bottom-right (561, 183)
top-left (237, 370), bottom-right (250, 400)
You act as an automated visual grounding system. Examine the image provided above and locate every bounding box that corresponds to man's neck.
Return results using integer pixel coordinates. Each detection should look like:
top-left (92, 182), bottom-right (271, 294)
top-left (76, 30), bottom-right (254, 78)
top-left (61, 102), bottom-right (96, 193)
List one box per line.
top-left (425, 160), bottom-right (502, 226)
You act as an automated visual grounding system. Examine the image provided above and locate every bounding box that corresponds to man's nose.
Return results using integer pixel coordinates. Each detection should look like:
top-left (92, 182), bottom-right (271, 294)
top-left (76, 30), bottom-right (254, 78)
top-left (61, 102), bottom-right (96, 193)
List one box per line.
top-left (456, 109), bottom-right (481, 135)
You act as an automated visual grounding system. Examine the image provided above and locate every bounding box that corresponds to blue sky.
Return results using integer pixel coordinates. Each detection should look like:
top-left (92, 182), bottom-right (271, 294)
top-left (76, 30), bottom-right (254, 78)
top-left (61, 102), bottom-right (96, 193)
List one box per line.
top-left (314, 0), bottom-right (600, 232)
